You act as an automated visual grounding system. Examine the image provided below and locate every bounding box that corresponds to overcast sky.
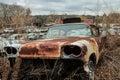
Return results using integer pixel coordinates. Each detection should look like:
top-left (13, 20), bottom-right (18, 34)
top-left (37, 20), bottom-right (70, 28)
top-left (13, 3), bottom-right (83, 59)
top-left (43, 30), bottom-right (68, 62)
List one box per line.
top-left (0, 0), bottom-right (120, 15)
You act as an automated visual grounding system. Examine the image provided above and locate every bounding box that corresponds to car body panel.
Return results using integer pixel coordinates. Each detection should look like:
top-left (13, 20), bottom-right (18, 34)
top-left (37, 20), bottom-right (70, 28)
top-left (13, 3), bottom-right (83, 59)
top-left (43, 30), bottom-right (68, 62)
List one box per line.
top-left (18, 36), bottom-right (104, 64)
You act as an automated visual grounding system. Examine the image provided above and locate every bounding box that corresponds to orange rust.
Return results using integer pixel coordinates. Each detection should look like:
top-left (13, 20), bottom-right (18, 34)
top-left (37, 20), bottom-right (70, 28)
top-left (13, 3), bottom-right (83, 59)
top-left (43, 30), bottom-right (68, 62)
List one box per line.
top-left (19, 42), bottom-right (60, 58)
top-left (89, 38), bottom-right (99, 62)
top-left (89, 38), bottom-right (98, 53)
top-left (83, 51), bottom-right (89, 64)
top-left (81, 45), bottom-right (88, 56)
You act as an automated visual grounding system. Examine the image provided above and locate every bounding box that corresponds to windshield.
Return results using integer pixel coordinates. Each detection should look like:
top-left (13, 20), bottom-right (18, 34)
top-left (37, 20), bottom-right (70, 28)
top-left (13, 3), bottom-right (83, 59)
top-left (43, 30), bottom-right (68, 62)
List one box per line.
top-left (46, 24), bottom-right (92, 39)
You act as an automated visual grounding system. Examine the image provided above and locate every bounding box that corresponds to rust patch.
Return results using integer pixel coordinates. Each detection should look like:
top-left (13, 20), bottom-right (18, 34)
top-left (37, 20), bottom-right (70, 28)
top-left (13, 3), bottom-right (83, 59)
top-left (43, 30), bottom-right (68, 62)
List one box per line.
top-left (82, 45), bottom-right (88, 56)
top-left (89, 38), bottom-right (99, 63)
top-left (19, 41), bottom-right (64, 58)
top-left (83, 51), bottom-right (89, 64)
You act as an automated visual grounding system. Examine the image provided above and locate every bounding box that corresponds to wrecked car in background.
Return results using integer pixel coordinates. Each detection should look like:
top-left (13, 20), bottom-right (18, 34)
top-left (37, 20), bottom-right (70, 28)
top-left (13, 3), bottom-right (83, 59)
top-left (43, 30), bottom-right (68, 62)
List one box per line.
top-left (3, 18), bottom-right (107, 80)
top-left (8, 34), bottom-right (26, 43)
top-left (27, 33), bottom-right (38, 40)
top-left (0, 37), bottom-right (11, 80)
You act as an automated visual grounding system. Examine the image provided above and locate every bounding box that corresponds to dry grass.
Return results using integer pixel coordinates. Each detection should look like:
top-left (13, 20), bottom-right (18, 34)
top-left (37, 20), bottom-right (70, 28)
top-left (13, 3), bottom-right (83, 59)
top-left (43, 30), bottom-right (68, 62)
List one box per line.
top-left (1, 34), bottom-right (120, 80)
top-left (95, 35), bottom-right (120, 80)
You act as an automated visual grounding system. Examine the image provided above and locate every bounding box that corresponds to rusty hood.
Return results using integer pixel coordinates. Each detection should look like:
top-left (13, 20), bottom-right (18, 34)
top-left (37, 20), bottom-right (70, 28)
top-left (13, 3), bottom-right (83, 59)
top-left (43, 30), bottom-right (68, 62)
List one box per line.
top-left (19, 37), bottom-right (99, 59)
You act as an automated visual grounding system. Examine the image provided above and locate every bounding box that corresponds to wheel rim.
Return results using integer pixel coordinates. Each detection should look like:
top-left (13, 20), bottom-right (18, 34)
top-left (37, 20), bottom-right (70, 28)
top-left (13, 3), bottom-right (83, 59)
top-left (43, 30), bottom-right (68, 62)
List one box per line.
top-left (88, 61), bottom-right (94, 71)
top-left (88, 61), bottom-right (95, 80)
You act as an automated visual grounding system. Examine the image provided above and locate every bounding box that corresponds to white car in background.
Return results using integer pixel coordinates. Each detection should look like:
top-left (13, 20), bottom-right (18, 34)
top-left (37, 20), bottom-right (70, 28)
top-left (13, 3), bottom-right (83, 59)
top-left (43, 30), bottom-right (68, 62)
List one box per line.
top-left (4, 28), bottom-right (14, 33)
top-left (27, 33), bottom-right (38, 40)
top-left (8, 34), bottom-right (26, 43)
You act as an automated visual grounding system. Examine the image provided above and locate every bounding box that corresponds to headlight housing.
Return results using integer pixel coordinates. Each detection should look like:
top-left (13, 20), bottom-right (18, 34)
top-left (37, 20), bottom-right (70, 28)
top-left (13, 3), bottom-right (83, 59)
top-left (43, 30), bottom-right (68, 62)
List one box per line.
top-left (4, 44), bottom-right (20, 58)
top-left (61, 45), bottom-right (82, 58)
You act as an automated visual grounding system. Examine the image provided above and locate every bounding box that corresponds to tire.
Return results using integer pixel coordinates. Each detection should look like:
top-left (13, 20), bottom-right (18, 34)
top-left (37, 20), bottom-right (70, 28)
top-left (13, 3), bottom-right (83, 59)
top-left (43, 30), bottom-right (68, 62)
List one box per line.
top-left (88, 60), bottom-right (95, 80)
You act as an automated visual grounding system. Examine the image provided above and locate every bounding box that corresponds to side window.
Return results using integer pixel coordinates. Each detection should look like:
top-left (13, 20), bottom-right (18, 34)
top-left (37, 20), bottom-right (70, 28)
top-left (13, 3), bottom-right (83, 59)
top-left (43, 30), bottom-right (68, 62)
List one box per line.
top-left (91, 28), bottom-right (99, 36)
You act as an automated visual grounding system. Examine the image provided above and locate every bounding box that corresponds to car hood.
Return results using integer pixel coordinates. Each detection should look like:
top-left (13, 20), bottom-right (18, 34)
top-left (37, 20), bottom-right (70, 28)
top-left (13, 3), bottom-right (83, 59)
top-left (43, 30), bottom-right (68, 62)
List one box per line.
top-left (19, 37), bottom-right (99, 59)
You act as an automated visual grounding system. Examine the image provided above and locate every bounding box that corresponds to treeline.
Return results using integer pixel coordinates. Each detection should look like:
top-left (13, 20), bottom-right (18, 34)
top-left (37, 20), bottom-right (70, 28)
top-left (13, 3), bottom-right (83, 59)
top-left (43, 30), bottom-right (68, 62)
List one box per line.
top-left (0, 3), bottom-right (120, 28)
top-left (32, 14), bottom-right (96, 26)
top-left (0, 3), bottom-right (32, 28)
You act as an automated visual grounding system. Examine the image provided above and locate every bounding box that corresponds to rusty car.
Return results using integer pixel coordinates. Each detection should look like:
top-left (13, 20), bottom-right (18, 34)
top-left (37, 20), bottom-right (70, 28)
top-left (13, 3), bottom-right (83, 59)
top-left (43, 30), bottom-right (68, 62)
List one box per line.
top-left (3, 20), bottom-right (106, 80)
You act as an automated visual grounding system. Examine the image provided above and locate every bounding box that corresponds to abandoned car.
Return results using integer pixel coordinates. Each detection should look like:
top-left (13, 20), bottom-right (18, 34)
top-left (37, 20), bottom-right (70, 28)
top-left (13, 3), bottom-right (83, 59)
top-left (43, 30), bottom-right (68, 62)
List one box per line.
top-left (3, 22), bottom-right (106, 80)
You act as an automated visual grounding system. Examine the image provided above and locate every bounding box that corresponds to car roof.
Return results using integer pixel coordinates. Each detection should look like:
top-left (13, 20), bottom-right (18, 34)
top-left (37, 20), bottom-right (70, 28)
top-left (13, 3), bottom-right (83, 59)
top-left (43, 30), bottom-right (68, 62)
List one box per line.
top-left (62, 17), bottom-right (81, 24)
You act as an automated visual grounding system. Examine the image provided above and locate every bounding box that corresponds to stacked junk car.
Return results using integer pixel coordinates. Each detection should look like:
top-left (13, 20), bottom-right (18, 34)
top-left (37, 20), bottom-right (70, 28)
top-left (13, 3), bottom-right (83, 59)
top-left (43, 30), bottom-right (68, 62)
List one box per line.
top-left (0, 18), bottom-right (107, 80)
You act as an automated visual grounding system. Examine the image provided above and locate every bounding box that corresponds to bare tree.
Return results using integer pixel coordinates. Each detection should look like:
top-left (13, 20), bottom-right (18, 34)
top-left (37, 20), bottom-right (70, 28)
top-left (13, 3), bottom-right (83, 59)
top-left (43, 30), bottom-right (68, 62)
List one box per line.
top-left (0, 3), bottom-right (32, 32)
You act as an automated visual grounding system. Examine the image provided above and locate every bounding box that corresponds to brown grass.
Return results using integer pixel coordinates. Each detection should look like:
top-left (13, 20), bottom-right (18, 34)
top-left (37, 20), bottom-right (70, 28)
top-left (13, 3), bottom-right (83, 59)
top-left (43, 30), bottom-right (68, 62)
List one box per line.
top-left (95, 35), bottom-right (120, 80)
top-left (1, 35), bottom-right (120, 80)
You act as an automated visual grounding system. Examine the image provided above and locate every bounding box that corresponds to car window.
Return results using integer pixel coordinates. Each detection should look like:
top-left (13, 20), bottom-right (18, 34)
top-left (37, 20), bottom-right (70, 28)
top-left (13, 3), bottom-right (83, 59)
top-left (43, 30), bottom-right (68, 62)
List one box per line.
top-left (66, 28), bottom-right (91, 37)
top-left (91, 28), bottom-right (99, 36)
top-left (46, 24), bottom-right (92, 39)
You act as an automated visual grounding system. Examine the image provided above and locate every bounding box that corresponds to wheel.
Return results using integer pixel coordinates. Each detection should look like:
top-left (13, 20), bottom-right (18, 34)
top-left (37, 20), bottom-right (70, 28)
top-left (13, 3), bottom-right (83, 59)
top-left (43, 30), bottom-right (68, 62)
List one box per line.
top-left (88, 60), bottom-right (95, 80)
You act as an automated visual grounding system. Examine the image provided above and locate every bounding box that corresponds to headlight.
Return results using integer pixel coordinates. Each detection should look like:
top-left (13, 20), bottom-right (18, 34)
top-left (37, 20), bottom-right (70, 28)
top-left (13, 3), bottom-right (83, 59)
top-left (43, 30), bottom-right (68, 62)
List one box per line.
top-left (4, 47), bottom-right (17, 54)
top-left (61, 45), bottom-right (82, 57)
top-left (4, 44), bottom-right (20, 58)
